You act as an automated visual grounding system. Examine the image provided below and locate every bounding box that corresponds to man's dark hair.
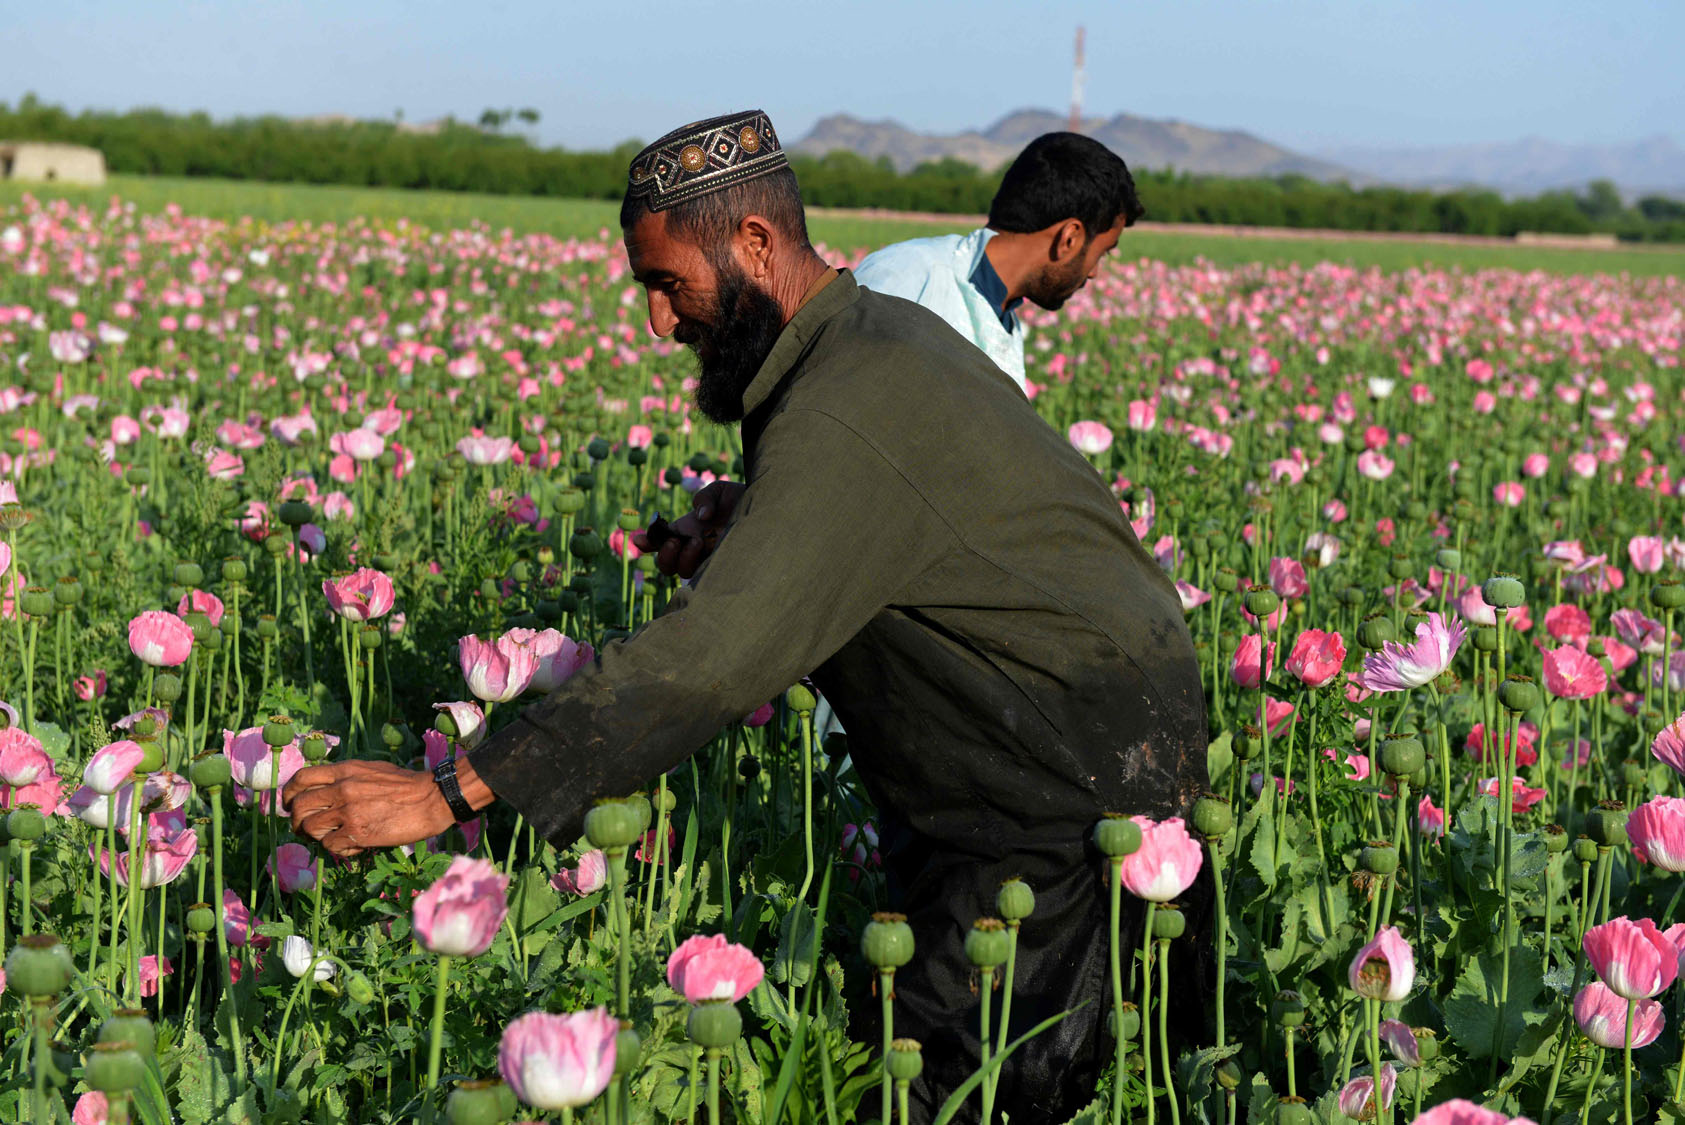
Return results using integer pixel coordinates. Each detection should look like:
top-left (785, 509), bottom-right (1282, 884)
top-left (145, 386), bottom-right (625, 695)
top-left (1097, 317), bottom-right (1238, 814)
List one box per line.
top-left (987, 133), bottom-right (1145, 237)
top-left (619, 167), bottom-right (813, 266)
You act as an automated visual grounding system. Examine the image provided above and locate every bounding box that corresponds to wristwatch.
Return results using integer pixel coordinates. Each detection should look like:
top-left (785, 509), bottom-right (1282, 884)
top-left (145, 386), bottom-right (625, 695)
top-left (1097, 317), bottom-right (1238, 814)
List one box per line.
top-left (432, 758), bottom-right (477, 822)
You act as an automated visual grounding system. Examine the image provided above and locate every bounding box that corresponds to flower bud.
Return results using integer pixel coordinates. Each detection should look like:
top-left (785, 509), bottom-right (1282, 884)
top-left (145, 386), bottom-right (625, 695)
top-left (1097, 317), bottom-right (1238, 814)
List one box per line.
top-left (964, 918), bottom-right (1010, 968)
top-left (1152, 906), bottom-right (1186, 940)
top-left (381, 723), bottom-right (406, 750)
top-left (1379, 735), bottom-right (1424, 778)
top-left (1481, 574), bottom-right (1525, 609)
top-left (1191, 795), bottom-right (1234, 838)
top-left (785, 683), bottom-right (817, 713)
top-left (1273, 990), bottom-right (1307, 1027)
top-left (1092, 814), bottom-right (1143, 858)
top-left (5, 934), bottom-right (74, 997)
top-left (85, 1042), bottom-right (147, 1093)
top-left (346, 971), bottom-right (377, 1006)
top-left (862, 913), bottom-right (916, 970)
top-left (686, 1001), bottom-right (742, 1049)
top-left (887, 1039), bottom-right (924, 1083)
top-left (614, 1024), bottom-right (642, 1077)
top-left (738, 755), bottom-right (760, 781)
top-left (1499, 676), bottom-right (1540, 713)
top-left (1214, 1058), bottom-right (1243, 1090)
top-left (997, 878), bottom-right (1036, 923)
top-left (1361, 842), bottom-right (1399, 875)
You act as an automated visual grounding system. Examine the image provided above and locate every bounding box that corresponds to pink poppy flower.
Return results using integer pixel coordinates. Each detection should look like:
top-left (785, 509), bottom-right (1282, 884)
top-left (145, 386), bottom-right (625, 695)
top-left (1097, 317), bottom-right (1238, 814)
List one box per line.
top-left (1583, 916), bottom-right (1679, 999)
top-left (1356, 612), bottom-right (1464, 693)
top-left (1117, 816), bottom-right (1203, 902)
top-left (666, 933), bottom-right (765, 1003)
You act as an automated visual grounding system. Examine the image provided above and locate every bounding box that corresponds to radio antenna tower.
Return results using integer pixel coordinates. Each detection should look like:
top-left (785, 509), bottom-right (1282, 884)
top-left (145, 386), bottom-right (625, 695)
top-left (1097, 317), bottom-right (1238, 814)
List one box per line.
top-left (1069, 26), bottom-right (1086, 133)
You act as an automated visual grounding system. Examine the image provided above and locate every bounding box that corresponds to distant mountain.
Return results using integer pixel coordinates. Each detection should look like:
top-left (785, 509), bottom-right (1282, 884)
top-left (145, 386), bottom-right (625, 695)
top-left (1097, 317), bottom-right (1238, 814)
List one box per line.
top-left (1315, 136), bottom-right (1685, 197)
top-left (792, 108), bottom-right (1363, 182)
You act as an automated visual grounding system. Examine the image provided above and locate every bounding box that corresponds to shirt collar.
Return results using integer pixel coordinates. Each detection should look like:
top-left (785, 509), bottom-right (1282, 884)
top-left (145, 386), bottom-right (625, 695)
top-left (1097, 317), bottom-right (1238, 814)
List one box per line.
top-left (969, 238), bottom-right (1022, 331)
top-left (740, 268), bottom-right (856, 417)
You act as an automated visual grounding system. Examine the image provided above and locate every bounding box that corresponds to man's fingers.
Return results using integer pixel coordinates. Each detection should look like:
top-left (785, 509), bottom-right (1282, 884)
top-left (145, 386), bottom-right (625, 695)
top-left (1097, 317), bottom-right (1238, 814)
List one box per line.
top-left (285, 764), bottom-right (341, 796)
top-left (294, 809), bottom-right (344, 842)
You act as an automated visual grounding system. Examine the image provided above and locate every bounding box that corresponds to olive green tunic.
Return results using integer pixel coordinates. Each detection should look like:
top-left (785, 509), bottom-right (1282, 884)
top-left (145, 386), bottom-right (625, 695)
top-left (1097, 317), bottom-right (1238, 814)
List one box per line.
top-left (474, 269), bottom-right (1207, 1120)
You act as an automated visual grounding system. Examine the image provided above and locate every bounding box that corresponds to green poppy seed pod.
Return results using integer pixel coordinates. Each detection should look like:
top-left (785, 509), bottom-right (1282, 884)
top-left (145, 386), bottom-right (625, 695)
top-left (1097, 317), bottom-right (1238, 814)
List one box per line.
top-left (381, 723), bottom-right (406, 750)
top-left (1152, 907), bottom-right (1186, 940)
top-left (1213, 1059), bottom-right (1242, 1090)
top-left (222, 558), bottom-right (248, 583)
top-left (569, 527), bottom-right (603, 561)
top-left (477, 577), bottom-right (500, 601)
top-left (535, 598), bottom-right (562, 623)
top-left (1361, 841), bottom-right (1399, 875)
top-left (1573, 836), bottom-right (1599, 864)
top-left (613, 1024), bottom-right (642, 1077)
top-left (1276, 1098), bottom-right (1316, 1125)
top-left (635, 555), bottom-right (657, 575)
top-left (152, 673), bottom-right (183, 705)
top-left (1481, 574), bottom-right (1526, 609)
top-left (1191, 795), bottom-right (1234, 838)
top-left (887, 1039), bottom-right (925, 1083)
top-left (1388, 554), bottom-right (1413, 581)
top-left (173, 561), bottom-right (204, 588)
top-left (1232, 725), bottom-right (1260, 761)
top-left (131, 715), bottom-right (157, 738)
top-left (1357, 615), bottom-right (1397, 650)
top-left (615, 508), bottom-right (641, 533)
top-left (187, 612), bottom-right (214, 645)
top-left (19, 587), bottom-right (52, 617)
top-left (686, 1001), bottom-right (742, 1049)
top-left (434, 710), bottom-right (460, 738)
top-left (1472, 625), bottom-right (1499, 653)
top-left (584, 799), bottom-right (644, 850)
top-left (358, 625), bottom-right (382, 650)
top-left (997, 879), bottom-right (1036, 922)
top-left (662, 466), bottom-right (685, 486)
top-left (1413, 1026), bottom-right (1440, 1061)
top-left (6, 807), bottom-right (46, 841)
top-left (262, 716), bottom-right (294, 747)
top-left (1498, 676), bottom-right (1540, 714)
top-left (508, 560), bottom-right (533, 584)
top-left (53, 576), bottom-right (83, 606)
top-left (186, 904), bottom-right (216, 934)
top-left (1273, 989), bottom-right (1307, 1027)
top-left (626, 446), bottom-right (649, 468)
top-left (1380, 735), bottom-right (1425, 778)
top-left (445, 1079), bottom-right (508, 1125)
top-left (687, 452), bottom-right (713, 472)
top-left (256, 615), bottom-right (279, 640)
top-left (1652, 581), bottom-right (1685, 610)
top-left (300, 732), bottom-right (329, 763)
top-left (1344, 430), bottom-right (1368, 452)
top-left (1242, 588), bottom-right (1280, 617)
top-left (568, 573), bottom-right (594, 598)
top-left (86, 1042), bottom-right (147, 1093)
top-left (124, 466), bottom-right (151, 488)
top-left (1588, 806), bottom-right (1628, 849)
top-left (964, 919), bottom-right (1011, 968)
top-left (134, 739), bottom-right (165, 774)
top-left (738, 755), bottom-right (760, 781)
top-left (1434, 548), bottom-right (1462, 571)
top-left (1213, 567), bottom-right (1238, 593)
top-left (1338, 586), bottom-right (1366, 608)
top-left (1112, 1002), bottom-right (1141, 1043)
top-left (1544, 824), bottom-right (1568, 854)
top-left (5, 935), bottom-right (74, 997)
top-left (1587, 637), bottom-right (1607, 658)
top-left (862, 912), bottom-right (916, 970)
top-left (263, 534), bottom-right (289, 557)
top-left (514, 434), bottom-right (541, 458)
top-left (1404, 499), bottom-right (1427, 521)
top-left (785, 683), bottom-right (817, 713)
top-left (217, 615), bottom-right (237, 641)
top-left (190, 751), bottom-right (231, 790)
top-left (1093, 814), bottom-right (1143, 858)
top-left (346, 971), bottom-right (377, 1006)
top-left (626, 792), bottom-right (653, 832)
top-left (656, 787), bottom-right (677, 814)
top-left (1622, 759), bottom-right (1647, 789)
top-left (277, 500), bottom-right (314, 527)
top-left (586, 436), bottom-right (612, 462)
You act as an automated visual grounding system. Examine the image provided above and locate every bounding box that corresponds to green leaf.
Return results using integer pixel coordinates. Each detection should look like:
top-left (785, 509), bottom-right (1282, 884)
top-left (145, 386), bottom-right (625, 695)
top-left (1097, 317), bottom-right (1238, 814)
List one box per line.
top-left (1207, 730), bottom-right (1234, 786)
top-left (1495, 1006), bottom-right (1565, 1095)
top-left (1444, 946), bottom-right (1545, 1059)
top-left (28, 720), bottom-right (69, 760)
top-left (771, 900), bottom-right (816, 987)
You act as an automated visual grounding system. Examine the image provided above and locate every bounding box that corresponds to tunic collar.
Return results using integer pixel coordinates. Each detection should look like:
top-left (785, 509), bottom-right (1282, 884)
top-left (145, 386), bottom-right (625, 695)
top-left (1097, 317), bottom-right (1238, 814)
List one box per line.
top-left (740, 268), bottom-right (859, 417)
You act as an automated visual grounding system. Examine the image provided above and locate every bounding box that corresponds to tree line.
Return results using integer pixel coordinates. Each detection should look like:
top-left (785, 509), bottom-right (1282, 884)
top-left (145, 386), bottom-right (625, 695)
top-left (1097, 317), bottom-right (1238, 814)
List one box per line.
top-left (4, 96), bottom-right (1682, 242)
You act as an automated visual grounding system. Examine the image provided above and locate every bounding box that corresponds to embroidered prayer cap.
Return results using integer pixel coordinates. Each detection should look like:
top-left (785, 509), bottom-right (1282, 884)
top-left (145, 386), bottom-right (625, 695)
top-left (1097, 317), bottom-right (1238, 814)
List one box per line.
top-left (625, 110), bottom-right (787, 212)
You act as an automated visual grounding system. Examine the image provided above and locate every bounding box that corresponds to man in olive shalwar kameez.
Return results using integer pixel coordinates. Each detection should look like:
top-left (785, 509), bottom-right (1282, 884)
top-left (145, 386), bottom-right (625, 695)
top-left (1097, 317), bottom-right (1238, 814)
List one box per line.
top-left (285, 110), bottom-right (1207, 1123)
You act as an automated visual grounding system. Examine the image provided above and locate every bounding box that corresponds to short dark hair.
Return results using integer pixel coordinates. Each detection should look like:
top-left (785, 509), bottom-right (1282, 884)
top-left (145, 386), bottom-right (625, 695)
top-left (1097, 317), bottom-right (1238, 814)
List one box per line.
top-left (987, 133), bottom-right (1145, 236)
top-left (619, 166), bottom-right (813, 265)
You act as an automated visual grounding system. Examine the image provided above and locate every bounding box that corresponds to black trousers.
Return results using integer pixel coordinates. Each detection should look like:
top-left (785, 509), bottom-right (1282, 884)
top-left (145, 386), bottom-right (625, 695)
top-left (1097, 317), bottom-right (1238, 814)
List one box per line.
top-left (860, 829), bottom-right (1213, 1125)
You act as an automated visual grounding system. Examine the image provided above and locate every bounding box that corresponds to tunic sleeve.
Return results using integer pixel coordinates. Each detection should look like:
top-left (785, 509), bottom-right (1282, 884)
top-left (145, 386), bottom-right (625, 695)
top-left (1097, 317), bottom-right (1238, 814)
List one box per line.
top-left (469, 406), bottom-right (951, 844)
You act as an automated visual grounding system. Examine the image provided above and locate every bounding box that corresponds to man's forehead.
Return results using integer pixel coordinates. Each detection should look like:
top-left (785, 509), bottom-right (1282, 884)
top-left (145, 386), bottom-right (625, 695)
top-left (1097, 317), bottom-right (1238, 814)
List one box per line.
top-left (624, 212), bottom-right (689, 275)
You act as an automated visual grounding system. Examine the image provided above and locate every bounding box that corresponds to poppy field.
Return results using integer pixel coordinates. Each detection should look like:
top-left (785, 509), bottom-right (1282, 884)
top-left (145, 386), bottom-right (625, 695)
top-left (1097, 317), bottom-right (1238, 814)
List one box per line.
top-left (0, 188), bottom-right (1682, 1125)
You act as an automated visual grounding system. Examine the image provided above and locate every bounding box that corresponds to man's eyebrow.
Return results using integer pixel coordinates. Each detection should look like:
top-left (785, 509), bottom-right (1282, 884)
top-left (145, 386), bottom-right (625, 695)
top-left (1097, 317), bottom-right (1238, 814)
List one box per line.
top-left (633, 268), bottom-right (676, 284)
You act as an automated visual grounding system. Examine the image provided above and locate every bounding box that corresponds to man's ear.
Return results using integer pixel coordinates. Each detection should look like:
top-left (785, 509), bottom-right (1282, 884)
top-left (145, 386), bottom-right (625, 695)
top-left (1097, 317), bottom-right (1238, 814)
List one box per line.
top-left (1051, 218), bottom-right (1087, 263)
top-left (735, 214), bottom-right (777, 280)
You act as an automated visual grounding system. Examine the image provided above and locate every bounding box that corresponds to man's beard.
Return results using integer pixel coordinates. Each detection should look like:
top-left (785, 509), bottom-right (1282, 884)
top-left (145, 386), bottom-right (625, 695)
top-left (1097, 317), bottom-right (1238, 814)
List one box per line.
top-left (678, 260), bottom-right (787, 424)
top-left (1025, 250), bottom-right (1090, 312)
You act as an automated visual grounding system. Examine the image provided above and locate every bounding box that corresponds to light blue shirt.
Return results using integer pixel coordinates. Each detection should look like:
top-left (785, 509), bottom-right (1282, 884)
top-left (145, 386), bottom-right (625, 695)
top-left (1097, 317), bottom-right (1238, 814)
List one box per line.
top-left (854, 228), bottom-right (1028, 393)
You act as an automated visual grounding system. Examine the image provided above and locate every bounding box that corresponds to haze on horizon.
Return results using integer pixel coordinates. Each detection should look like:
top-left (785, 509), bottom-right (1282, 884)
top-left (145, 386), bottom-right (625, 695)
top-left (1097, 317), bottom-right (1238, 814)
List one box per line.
top-left (9, 0), bottom-right (1681, 157)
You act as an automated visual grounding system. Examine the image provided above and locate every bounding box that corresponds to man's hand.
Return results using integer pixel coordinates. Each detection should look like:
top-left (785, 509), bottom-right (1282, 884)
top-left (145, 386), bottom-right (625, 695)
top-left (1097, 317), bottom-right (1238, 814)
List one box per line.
top-left (284, 759), bottom-right (459, 858)
top-left (633, 480), bottom-right (746, 580)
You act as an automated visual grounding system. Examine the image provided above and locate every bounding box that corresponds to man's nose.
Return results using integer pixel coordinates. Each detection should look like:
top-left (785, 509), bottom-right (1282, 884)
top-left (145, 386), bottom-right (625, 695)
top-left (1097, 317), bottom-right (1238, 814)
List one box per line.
top-left (646, 291), bottom-right (678, 338)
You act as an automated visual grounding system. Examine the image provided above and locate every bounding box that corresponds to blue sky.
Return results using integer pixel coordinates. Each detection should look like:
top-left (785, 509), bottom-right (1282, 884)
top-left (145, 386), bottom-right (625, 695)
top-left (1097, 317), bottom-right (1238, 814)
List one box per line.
top-left (8, 0), bottom-right (1682, 153)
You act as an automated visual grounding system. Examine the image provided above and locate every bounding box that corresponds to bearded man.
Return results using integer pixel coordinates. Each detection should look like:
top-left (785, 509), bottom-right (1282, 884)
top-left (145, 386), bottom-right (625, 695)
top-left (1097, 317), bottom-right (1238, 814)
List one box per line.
top-left (854, 132), bottom-right (1142, 394)
top-left (286, 110), bottom-right (1207, 1123)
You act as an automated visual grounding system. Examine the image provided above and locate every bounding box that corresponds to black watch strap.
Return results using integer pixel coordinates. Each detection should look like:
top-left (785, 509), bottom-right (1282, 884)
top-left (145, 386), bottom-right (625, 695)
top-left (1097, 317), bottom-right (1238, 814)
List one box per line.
top-left (432, 759), bottom-right (477, 822)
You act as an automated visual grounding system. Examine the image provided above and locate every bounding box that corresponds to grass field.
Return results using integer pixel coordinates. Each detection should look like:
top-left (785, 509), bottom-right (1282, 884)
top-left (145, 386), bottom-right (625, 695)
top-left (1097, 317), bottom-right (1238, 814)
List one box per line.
top-left (4, 173), bottom-right (1684, 277)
